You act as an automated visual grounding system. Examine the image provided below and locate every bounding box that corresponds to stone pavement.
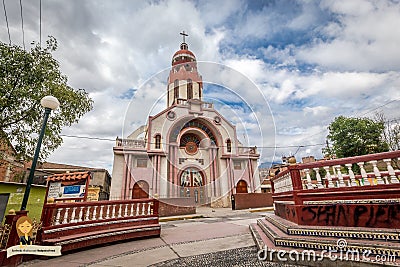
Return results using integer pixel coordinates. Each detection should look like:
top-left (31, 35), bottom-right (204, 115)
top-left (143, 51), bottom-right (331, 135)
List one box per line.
top-left (19, 207), bottom-right (297, 267)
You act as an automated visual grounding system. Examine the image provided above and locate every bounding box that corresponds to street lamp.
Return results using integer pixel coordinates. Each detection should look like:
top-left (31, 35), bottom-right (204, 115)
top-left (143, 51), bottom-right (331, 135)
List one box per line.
top-left (21, 96), bottom-right (60, 211)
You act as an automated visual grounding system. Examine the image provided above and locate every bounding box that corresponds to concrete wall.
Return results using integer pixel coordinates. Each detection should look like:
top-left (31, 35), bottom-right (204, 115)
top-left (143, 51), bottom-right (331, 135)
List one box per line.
top-left (233, 193), bottom-right (273, 210)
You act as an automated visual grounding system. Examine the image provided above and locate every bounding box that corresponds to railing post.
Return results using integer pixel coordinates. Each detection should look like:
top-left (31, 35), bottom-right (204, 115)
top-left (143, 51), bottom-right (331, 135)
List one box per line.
top-left (384, 159), bottom-right (399, 184)
top-left (313, 168), bottom-right (324, 188)
top-left (370, 160), bottom-right (385, 185)
top-left (323, 166), bottom-right (335, 188)
top-left (304, 169), bottom-right (313, 189)
top-left (153, 199), bottom-right (159, 216)
top-left (288, 165), bottom-right (303, 205)
top-left (357, 162), bottom-right (370, 186)
top-left (334, 165), bottom-right (346, 187)
top-left (345, 163), bottom-right (358, 186)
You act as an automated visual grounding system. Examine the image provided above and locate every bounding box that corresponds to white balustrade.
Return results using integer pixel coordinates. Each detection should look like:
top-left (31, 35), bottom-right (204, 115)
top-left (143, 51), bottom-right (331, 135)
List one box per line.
top-left (136, 204), bottom-right (140, 216)
top-left (71, 207), bottom-right (77, 223)
top-left (92, 206), bottom-right (97, 220)
top-left (345, 164), bottom-right (358, 186)
top-left (384, 159), bottom-right (399, 184)
top-left (313, 168), bottom-right (324, 189)
top-left (124, 204), bottom-right (128, 217)
top-left (370, 160), bottom-right (385, 185)
top-left (334, 165), bottom-right (346, 187)
top-left (78, 206), bottom-right (83, 222)
top-left (85, 206), bottom-right (91, 221)
top-left (357, 162), bottom-right (370, 186)
top-left (272, 155), bottom-right (400, 193)
top-left (304, 169), bottom-right (313, 189)
top-left (141, 203), bottom-right (146, 215)
top-left (118, 204), bottom-right (122, 218)
top-left (324, 166), bottom-right (335, 188)
top-left (130, 203), bottom-right (134, 216)
top-left (99, 205), bottom-right (104, 220)
top-left (273, 173), bottom-right (293, 193)
top-left (112, 204), bottom-right (116, 218)
top-left (106, 205), bottom-right (110, 219)
top-left (55, 208), bottom-right (62, 225)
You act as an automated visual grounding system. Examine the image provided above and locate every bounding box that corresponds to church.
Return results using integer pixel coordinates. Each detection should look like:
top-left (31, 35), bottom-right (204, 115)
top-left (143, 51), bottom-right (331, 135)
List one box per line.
top-left (110, 33), bottom-right (261, 207)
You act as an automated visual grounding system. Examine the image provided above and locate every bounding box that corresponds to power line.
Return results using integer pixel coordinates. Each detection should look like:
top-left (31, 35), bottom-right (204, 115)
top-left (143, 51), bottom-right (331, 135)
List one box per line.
top-left (2, 0), bottom-right (11, 45)
top-left (358, 98), bottom-right (400, 117)
top-left (19, 0), bottom-right (25, 49)
top-left (60, 134), bottom-right (115, 141)
top-left (60, 134), bottom-right (325, 149)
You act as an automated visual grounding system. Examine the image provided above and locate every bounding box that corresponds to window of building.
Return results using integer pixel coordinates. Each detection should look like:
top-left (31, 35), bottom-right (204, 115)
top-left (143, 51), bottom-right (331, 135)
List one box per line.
top-left (226, 139), bottom-right (232, 153)
top-left (137, 158), bottom-right (147, 168)
top-left (187, 79), bottom-right (193, 99)
top-left (233, 160), bottom-right (241, 170)
top-left (174, 80), bottom-right (179, 100)
top-left (155, 134), bottom-right (161, 149)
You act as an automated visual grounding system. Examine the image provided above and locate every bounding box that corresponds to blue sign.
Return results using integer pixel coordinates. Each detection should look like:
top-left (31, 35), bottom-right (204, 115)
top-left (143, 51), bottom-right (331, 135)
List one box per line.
top-left (63, 185), bottom-right (81, 194)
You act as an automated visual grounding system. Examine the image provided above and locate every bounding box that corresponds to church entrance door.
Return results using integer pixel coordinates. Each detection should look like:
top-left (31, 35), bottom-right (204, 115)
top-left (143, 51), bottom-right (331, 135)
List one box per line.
top-left (180, 168), bottom-right (206, 205)
top-left (236, 180), bottom-right (248, 193)
top-left (132, 181), bottom-right (149, 199)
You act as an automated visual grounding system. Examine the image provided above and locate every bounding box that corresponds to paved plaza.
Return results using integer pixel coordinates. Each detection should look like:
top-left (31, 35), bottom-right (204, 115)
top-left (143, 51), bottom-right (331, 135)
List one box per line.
top-left (19, 207), bottom-right (295, 267)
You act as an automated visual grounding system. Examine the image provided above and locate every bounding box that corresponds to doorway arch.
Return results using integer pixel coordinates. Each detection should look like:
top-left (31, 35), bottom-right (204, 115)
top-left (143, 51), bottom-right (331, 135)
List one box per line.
top-left (132, 180), bottom-right (149, 199)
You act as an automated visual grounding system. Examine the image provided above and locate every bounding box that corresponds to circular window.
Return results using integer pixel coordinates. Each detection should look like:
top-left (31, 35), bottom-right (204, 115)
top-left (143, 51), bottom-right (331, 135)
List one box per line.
top-left (167, 111), bottom-right (176, 120)
top-left (185, 141), bottom-right (198, 155)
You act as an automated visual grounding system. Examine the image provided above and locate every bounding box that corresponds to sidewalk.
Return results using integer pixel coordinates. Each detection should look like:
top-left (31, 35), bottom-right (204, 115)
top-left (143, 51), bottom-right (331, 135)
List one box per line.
top-left (21, 207), bottom-right (279, 267)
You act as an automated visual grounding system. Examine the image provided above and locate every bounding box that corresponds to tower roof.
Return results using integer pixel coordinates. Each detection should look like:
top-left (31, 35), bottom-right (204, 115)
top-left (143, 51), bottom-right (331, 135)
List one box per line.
top-left (172, 31), bottom-right (196, 66)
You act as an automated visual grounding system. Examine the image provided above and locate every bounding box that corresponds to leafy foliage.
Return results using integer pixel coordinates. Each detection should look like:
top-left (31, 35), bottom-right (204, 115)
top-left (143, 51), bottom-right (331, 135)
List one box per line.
top-left (0, 37), bottom-right (93, 161)
top-left (375, 111), bottom-right (400, 151)
top-left (324, 116), bottom-right (389, 158)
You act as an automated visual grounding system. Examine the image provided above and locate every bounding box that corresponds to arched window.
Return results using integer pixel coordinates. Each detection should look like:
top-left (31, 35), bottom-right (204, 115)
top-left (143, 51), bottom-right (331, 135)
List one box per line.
top-left (226, 139), bottom-right (232, 153)
top-left (187, 79), bottom-right (193, 99)
top-left (174, 80), bottom-right (179, 100)
top-left (155, 134), bottom-right (161, 149)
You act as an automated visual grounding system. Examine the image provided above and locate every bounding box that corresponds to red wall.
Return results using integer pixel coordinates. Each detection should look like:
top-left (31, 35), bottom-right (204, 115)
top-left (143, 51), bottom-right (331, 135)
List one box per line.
top-left (233, 193), bottom-right (273, 210)
top-left (158, 198), bottom-right (196, 217)
top-left (275, 202), bottom-right (400, 228)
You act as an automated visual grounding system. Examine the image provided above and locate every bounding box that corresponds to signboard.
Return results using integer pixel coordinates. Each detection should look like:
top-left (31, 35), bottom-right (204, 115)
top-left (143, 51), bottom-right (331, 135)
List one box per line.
top-left (87, 187), bottom-right (100, 201)
top-left (47, 179), bottom-right (87, 200)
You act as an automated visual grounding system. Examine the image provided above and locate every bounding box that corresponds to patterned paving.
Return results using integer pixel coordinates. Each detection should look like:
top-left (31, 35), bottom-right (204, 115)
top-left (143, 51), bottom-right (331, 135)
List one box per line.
top-left (149, 246), bottom-right (298, 267)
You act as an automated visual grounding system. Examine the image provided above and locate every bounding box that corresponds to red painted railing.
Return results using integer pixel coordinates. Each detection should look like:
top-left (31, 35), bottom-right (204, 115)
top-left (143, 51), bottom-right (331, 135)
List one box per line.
top-left (41, 198), bottom-right (159, 228)
top-left (39, 198), bottom-right (160, 252)
top-left (271, 150), bottom-right (400, 205)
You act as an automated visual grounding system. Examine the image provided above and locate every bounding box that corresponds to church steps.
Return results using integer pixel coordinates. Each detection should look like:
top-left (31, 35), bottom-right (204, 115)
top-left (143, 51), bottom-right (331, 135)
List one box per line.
top-left (249, 222), bottom-right (399, 266)
top-left (264, 213), bottom-right (400, 242)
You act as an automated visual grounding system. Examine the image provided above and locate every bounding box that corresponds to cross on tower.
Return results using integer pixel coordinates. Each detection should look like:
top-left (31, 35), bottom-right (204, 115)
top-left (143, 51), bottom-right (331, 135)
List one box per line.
top-left (180, 31), bottom-right (188, 43)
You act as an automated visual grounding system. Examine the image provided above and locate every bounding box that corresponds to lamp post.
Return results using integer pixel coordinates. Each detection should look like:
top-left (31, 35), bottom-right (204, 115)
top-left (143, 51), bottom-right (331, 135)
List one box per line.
top-left (21, 96), bottom-right (60, 211)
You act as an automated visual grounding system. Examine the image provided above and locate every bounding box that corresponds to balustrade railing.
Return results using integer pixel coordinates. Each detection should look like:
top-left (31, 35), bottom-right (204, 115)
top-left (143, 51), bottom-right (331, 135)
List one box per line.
top-left (272, 151), bottom-right (400, 193)
top-left (41, 199), bottom-right (158, 228)
top-left (238, 146), bottom-right (258, 155)
top-left (115, 138), bottom-right (146, 148)
top-left (273, 170), bottom-right (293, 193)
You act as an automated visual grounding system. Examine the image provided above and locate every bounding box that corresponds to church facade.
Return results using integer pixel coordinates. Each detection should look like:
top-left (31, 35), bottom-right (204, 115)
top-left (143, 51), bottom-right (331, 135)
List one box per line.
top-left (110, 36), bottom-right (261, 207)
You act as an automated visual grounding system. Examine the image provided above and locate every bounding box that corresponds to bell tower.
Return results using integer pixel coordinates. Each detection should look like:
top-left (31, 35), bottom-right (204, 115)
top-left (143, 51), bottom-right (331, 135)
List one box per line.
top-left (167, 31), bottom-right (203, 107)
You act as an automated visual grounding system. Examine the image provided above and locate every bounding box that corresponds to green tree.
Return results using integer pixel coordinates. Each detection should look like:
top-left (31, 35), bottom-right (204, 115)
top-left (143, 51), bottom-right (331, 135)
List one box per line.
top-left (324, 116), bottom-right (389, 158)
top-left (0, 37), bottom-right (93, 161)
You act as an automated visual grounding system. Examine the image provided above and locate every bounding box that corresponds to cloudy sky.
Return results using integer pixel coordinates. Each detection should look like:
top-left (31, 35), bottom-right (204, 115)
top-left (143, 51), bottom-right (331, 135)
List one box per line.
top-left (2, 0), bottom-right (400, 171)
